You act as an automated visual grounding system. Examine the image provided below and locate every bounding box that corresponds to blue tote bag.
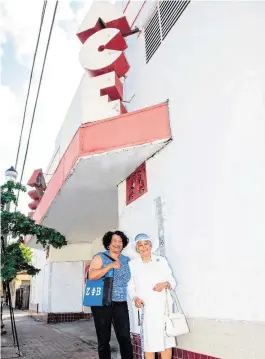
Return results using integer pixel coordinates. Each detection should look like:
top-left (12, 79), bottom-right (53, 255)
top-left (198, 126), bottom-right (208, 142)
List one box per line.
top-left (83, 253), bottom-right (115, 307)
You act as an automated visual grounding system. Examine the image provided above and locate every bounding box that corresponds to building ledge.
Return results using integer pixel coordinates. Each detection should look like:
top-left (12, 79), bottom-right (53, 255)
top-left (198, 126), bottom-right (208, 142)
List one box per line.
top-left (27, 102), bottom-right (171, 245)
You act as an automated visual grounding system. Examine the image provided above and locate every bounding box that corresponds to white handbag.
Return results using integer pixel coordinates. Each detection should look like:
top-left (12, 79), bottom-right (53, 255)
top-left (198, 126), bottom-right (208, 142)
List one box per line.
top-left (164, 289), bottom-right (190, 337)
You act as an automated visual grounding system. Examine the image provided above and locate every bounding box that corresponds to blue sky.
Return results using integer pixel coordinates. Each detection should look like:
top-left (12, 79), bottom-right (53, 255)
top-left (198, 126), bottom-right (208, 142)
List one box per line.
top-left (70, 1), bottom-right (85, 13)
top-left (1, 36), bottom-right (30, 92)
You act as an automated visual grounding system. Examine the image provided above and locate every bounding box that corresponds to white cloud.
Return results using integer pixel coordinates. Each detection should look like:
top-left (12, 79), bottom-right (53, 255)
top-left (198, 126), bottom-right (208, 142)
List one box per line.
top-left (0, 85), bottom-right (24, 176)
top-left (0, 0), bottom-right (93, 213)
top-left (0, 0), bottom-right (44, 66)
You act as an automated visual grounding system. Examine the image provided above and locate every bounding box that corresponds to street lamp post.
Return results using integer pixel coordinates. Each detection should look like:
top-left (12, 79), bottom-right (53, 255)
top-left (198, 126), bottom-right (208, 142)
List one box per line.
top-left (1, 166), bottom-right (19, 349)
top-left (1, 168), bottom-right (18, 256)
top-left (3, 167), bottom-right (18, 247)
top-left (5, 166), bottom-right (18, 182)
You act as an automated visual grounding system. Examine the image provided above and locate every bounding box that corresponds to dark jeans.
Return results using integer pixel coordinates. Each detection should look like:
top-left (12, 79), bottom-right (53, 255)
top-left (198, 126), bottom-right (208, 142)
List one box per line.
top-left (91, 301), bottom-right (133, 359)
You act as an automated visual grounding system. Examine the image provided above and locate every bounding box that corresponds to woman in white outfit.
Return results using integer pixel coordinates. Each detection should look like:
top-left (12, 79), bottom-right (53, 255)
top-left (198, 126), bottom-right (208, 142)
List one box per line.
top-left (127, 233), bottom-right (177, 359)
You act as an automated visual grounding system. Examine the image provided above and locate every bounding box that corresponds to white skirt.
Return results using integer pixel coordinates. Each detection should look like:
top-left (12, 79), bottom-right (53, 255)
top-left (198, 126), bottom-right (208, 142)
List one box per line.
top-left (142, 301), bottom-right (176, 352)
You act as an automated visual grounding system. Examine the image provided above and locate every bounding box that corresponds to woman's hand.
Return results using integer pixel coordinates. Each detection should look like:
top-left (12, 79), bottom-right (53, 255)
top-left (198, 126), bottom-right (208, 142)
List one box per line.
top-left (111, 260), bottom-right (120, 269)
top-left (89, 256), bottom-right (120, 280)
top-left (153, 282), bottom-right (169, 292)
top-left (134, 297), bottom-right (144, 308)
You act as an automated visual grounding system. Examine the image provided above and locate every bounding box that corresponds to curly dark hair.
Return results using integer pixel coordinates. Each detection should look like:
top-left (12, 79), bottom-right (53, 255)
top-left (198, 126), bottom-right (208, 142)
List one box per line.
top-left (102, 230), bottom-right (129, 250)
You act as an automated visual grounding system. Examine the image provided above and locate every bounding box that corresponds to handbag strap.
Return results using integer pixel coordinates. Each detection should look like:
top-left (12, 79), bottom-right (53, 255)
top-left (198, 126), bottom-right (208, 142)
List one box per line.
top-left (102, 253), bottom-right (115, 261)
top-left (166, 289), bottom-right (184, 315)
top-left (101, 252), bottom-right (116, 278)
top-left (87, 253), bottom-right (116, 280)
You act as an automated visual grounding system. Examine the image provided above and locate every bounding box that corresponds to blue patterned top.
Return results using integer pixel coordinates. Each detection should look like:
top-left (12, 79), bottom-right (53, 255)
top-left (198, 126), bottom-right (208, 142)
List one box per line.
top-left (97, 251), bottom-right (131, 302)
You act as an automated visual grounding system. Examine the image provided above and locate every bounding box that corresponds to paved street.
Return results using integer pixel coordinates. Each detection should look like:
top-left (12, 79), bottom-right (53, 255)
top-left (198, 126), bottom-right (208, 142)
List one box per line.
top-left (1, 311), bottom-right (119, 359)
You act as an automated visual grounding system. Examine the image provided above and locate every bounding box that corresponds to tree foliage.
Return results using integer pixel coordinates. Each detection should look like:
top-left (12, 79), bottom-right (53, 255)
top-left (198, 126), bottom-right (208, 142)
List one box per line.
top-left (1, 211), bottom-right (67, 249)
top-left (1, 240), bottom-right (40, 281)
top-left (0, 181), bottom-right (26, 210)
top-left (0, 181), bottom-right (67, 281)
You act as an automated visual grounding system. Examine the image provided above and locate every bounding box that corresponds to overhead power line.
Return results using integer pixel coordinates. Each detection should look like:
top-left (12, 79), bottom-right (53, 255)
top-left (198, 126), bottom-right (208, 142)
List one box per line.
top-left (16, 1), bottom-right (59, 209)
top-left (15, 0), bottom-right (47, 170)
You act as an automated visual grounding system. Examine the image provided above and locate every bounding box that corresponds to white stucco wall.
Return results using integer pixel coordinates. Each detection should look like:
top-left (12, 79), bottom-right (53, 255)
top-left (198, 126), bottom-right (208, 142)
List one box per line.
top-left (119, 1), bottom-right (265, 358)
top-left (121, 0), bottom-right (265, 322)
top-left (91, 236), bottom-right (105, 256)
top-left (30, 248), bottom-right (86, 313)
top-left (42, 263), bottom-right (51, 313)
top-left (47, 239), bottom-right (105, 262)
top-left (178, 318), bottom-right (265, 359)
top-left (30, 235), bottom-right (105, 313)
top-left (30, 249), bottom-right (47, 312)
top-left (50, 261), bottom-right (84, 313)
top-left (49, 243), bottom-right (92, 262)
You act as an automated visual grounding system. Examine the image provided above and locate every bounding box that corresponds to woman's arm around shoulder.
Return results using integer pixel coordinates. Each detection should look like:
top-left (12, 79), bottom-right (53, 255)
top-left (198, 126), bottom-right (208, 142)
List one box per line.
top-left (89, 254), bottom-right (114, 280)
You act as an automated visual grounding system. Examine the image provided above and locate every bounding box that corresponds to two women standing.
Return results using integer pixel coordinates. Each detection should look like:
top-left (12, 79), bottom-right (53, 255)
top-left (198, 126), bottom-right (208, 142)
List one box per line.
top-left (88, 230), bottom-right (177, 359)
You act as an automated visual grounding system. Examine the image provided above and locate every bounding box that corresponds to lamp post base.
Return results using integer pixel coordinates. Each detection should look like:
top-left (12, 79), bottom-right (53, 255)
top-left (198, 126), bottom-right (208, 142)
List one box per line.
top-left (1, 327), bottom-right (7, 335)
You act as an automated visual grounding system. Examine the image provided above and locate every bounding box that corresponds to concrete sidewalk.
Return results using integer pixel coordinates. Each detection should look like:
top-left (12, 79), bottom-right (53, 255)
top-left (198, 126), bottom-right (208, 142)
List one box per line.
top-left (1, 311), bottom-right (119, 359)
top-left (52, 319), bottom-right (119, 356)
